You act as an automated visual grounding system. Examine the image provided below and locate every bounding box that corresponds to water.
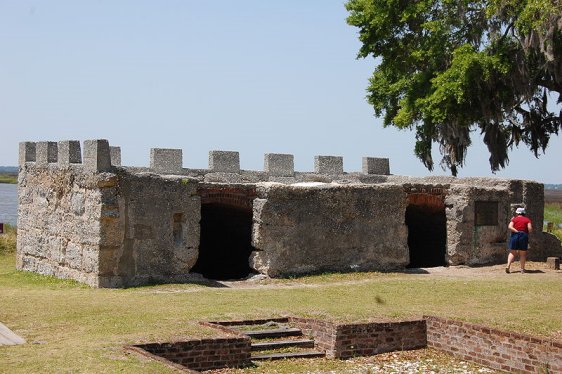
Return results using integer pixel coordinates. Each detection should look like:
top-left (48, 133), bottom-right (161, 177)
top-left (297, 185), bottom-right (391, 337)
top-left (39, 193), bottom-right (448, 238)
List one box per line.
top-left (0, 184), bottom-right (17, 226)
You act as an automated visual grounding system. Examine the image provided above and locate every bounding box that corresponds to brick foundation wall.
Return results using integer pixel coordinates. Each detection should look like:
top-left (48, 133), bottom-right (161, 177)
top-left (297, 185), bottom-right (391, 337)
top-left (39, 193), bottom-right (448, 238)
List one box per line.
top-left (425, 316), bottom-right (562, 373)
top-left (289, 317), bottom-right (426, 359)
top-left (129, 317), bottom-right (561, 373)
top-left (130, 337), bottom-right (251, 372)
top-left (333, 320), bottom-right (427, 359)
top-left (289, 317), bottom-right (338, 357)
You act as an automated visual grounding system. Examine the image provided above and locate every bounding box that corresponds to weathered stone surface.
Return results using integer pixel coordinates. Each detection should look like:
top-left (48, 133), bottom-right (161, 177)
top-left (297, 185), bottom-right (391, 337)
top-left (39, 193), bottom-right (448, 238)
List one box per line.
top-left (264, 153), bottom-right (294, 177)
top-left (110, 146), bottom-right (121, 166)
top-left (83, 139), bottom-right (112, 172)
top-left (150, 148), bottom-right (182, 173)
top-left (16, 167), bottom-right (106, 283)
top-left (58, 140), bottom-right (82, 166)
top-left (250, 183), bottom-right (409, 277)
top-left (18, 142), bottom-right (36, 166)
top-left (107, 174), bottom-right (201, 285)
top-left (36, 141), bottom-right (58, 166)
top-left (314, 156), bottom-right (343, 175)
top-left (16, 140), bottom-right (561, 288)
top-left (209, 150), bottom-right (240, 173)
top-left (445, 185), bottom-right (510, 265)
top-left (362, 157), bottom-right (390, 175)
top-left (546, 256), bottom-right (560, 270)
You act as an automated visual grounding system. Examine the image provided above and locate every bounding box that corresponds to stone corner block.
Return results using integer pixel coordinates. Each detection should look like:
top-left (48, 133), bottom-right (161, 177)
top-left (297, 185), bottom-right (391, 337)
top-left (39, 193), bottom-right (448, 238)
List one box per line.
top-left (362, 157), bottom-right (390, 175)
top-left (150, 148), bottom-right (182, 173)
top-left (209, 150), bottom-right (240, 173)
top-left (58, 140), bottom-right (82, 166)
top-left (314, 155), bottom-right (343, 174)
top-left (36, 141), bottom-right (58, 166)
top-left (110, 146), bottom-right (122, 167)
top-left (264, 153), bottom-right (294, 176)
top-left (546, 257), bottom-right (560, 270)
top-left (18, 142), bottom-right (36, 166)
top-left (83, 139), bottom-right (112, 172)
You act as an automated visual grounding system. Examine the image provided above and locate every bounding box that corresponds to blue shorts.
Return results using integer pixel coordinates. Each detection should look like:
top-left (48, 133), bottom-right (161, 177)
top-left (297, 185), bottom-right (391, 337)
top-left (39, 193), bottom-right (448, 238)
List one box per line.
top-left (509, 232), bottom-right (528, 250)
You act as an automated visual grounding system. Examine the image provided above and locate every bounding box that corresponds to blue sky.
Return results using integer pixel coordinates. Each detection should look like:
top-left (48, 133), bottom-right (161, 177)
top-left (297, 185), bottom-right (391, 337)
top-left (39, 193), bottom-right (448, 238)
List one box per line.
top-left (1, 1), bottom-right (560, 183)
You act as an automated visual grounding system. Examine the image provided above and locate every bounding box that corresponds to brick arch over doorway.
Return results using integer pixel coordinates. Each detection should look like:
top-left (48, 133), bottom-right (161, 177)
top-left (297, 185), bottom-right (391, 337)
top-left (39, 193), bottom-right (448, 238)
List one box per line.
top-left (406, 192), bottom-right (447, 268)
top-left (191, 186), bottom-right (257, 280)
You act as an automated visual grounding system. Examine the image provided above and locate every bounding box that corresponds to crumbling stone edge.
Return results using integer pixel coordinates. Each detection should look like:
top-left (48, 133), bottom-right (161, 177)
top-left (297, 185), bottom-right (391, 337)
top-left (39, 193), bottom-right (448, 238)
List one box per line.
top-left (125, 316), bottom-right (562, 373)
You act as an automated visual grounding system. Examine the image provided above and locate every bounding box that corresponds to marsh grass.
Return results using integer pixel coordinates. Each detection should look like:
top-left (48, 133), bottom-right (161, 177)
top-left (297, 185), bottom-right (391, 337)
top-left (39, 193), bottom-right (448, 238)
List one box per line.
top-left (544, 203), bottom-right (562, 241)
top-left (0, 223), bottom-right (17, 254)
top-left (1, 249), bottom-right (560, 373)
top-left (0, 172), bottom-right (17, 184)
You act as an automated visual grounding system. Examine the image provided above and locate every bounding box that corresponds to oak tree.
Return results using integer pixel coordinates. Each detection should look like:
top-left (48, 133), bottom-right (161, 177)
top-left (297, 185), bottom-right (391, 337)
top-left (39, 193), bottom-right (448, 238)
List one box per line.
top-left (346, 0), bottom-right (561, 175)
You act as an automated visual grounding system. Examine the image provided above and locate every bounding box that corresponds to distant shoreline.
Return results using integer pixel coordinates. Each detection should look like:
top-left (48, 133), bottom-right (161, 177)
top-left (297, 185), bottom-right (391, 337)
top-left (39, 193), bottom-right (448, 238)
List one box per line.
top-left (0, 173), bottom-right (17, 184)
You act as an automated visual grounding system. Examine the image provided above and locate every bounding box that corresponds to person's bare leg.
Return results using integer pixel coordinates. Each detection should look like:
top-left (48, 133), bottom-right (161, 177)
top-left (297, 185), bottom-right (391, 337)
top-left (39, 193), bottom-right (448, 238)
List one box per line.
top-left (520, 251), bottom-right (526, 273)
top-left (506, 250), bottom-right (517, 273)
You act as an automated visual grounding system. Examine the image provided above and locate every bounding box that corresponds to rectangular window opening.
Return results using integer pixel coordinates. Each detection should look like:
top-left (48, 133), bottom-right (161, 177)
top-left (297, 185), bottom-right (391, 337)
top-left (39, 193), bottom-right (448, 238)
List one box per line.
top-left (474, 201), bottom-right (498, 226)
top-left (173, 213), bottom-right (184, 245)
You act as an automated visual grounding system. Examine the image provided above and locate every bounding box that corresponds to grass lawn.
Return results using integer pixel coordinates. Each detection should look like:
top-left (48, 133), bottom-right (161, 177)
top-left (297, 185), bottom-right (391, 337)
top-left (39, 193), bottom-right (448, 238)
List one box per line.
top-left (1, 246), bottom-right (561, 373)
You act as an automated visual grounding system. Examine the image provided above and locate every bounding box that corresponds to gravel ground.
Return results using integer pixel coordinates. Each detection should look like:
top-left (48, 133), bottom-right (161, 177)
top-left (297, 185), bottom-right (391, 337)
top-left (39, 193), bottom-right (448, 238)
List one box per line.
top-left (327, 349), bottom-right (501, 373)
top-left (206, 348), bottom-right (503, 374)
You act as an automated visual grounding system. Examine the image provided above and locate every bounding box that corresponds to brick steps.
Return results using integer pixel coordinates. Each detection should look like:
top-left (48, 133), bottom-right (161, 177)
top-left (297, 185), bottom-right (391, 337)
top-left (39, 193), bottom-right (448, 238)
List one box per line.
top-left (244, 327), bottom-right (303, 339)
top-left (231, 320), bottom-right (326, 361)
top-left (251, 350), bottom-right (326, 361)
top-left (251, 338), bottom-right (315, 351)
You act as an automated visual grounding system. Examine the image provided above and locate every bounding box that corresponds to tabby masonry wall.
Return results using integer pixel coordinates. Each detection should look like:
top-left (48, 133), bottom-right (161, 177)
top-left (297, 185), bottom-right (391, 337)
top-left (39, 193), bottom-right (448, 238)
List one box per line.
top-left (16, 139), bottom-right (562, 287)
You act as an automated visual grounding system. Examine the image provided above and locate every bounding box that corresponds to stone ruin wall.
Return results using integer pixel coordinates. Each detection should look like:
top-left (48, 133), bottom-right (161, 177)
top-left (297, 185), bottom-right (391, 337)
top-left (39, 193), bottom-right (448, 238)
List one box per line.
top-left (16, 139), bottom-right (561, 287)
top-left (251, 183), bottom-right (409, 277)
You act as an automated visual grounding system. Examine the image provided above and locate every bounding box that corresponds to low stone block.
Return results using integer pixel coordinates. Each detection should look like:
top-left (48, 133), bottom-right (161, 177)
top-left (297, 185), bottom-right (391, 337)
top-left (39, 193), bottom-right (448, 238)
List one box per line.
top-left (264, 153), bottom-right (294, 176)
top-left (314, 155), bottom-right (343, 174)
top-left (209, 151), bottom-right (240, 173)
top-left (546, 257), bottom-right (560, 270)
top-left (110, 146), bottom-right (121, 166)
top-left (36, 141), bottom-right (58, 166)
top-left (18, 142), bottom-right (36, 165)
top-left (150, 148), bottom-right (182, 173)
top-left (362, 157), bottom-right (390, 175)
top-left (83, 139), bottom-right (112, 172)
top-left (58, 140), bottom-right (82, 166)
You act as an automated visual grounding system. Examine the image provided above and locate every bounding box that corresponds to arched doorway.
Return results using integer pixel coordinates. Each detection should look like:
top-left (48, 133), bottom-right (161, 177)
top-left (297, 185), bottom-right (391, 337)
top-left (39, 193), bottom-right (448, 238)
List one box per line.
top-left (406, 193), bottom-right (447, 268)
top-left (191, 187), bottom-right (256, 280)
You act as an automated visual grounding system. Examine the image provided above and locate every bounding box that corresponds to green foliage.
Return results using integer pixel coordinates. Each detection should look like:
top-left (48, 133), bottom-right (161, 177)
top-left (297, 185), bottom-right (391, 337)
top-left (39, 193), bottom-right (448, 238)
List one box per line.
top-left (346, 0), bottom-right (562, 175)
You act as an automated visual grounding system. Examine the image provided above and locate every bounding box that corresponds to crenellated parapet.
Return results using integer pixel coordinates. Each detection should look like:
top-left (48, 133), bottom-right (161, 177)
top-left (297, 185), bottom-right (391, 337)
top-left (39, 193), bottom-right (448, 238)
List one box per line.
top-left (18, 139), bottom-right (392, 176)
top-left (15, 138), bottom-right (560, 288)
top-left (19, 139), bottom-right (114, 172)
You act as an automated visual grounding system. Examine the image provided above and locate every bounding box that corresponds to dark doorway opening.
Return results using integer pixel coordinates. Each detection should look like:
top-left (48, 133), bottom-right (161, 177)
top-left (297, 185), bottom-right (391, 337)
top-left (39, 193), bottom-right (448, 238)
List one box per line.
top-left (191, 203), bottom-right (254, 280)
top-left (406, 195), bottom-right (447, 268)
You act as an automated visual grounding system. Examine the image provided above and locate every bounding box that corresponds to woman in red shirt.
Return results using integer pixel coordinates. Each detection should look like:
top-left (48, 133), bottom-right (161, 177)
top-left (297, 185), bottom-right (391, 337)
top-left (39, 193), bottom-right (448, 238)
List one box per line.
top-left (506, 207), bottom-right (533, 273)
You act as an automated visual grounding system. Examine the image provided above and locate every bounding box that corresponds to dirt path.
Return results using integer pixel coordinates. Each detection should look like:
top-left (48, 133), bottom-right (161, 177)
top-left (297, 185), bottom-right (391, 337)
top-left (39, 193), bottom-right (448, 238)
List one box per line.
top-left (215, 261), bottom-right (561, 290)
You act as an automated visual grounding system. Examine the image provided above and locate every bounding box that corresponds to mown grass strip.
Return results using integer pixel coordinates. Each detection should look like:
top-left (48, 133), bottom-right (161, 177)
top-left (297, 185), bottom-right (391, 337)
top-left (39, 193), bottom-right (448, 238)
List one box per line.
top-left (1, 249), bottom-right (560, 373)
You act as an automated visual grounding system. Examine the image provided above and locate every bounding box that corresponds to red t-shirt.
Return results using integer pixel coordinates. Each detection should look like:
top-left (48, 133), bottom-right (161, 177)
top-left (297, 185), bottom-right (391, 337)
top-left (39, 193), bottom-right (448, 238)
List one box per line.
top-left (511, 215), bottom-right (531, 233)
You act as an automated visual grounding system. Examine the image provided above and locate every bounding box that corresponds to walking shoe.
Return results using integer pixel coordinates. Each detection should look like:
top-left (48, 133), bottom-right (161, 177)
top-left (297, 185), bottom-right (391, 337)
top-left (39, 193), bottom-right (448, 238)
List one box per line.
top-left (520, 269), bottom-right (525, 273)
top-left (505, 267), bottom-right (510, 274)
